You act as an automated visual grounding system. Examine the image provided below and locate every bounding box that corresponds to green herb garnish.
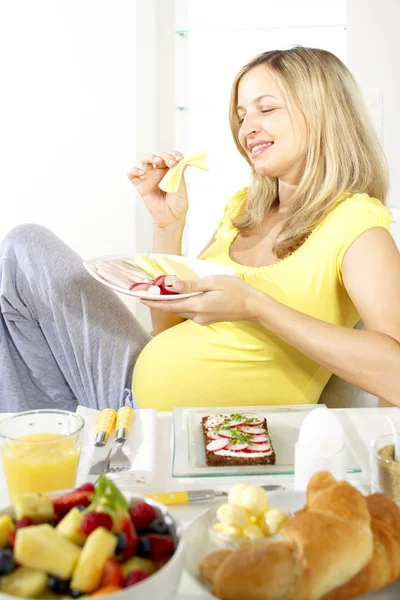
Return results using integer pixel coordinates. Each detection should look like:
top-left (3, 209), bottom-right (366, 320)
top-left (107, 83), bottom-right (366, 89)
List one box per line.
top-left (87, 475), bottom-right (129, 516)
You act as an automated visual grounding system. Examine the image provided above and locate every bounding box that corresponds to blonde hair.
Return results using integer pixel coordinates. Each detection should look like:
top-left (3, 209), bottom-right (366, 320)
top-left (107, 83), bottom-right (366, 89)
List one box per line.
top-left (229, 46), bottom-right (389, 258)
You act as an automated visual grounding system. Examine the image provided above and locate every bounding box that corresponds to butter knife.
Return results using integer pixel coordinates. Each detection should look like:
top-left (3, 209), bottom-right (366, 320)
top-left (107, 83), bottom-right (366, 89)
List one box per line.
top-left (88, 408), bottom-right (116, 476)
top-left (146, 485), bottom-right (283, 505)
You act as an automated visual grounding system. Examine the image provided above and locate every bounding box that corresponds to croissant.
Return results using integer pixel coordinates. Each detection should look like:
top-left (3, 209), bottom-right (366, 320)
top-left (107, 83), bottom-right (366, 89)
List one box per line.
top-left (198, 471), bottom-right (400, 600)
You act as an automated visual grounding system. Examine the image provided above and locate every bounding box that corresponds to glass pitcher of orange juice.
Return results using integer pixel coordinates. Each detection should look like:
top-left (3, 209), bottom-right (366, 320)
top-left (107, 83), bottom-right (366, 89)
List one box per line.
top-left (0, 410), bottom-right (84, 501)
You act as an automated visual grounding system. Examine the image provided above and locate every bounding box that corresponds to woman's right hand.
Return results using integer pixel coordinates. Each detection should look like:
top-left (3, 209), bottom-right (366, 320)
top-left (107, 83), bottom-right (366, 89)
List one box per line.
top-left (127, 151), bottom-right (188, 230)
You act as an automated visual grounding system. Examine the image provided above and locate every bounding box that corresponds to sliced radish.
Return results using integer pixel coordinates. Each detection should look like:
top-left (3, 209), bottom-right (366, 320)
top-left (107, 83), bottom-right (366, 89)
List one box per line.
top-left (130, 282), bottom-right (151, 291)
top-left (217, 430), bottom-right (235, 439)
top-left (159, 285), bottom-right (179, 296)
top-left (241, 426), bottom-right (265, 435)
top-left (243, 414), bottom-right (265, 426)
top-left (205, 416), bottom-right (225, 429)
top-left (206, 438), bottom-right (229, 452)
top-left (207, 431), bottom-right (221, 439)
top-left (147, 285), bottom-right (161, 295)
top-left (153, 275), bottom-right (167, 286)
top-left (249, 435), bottom-right (269, 443)
top-left (226, 419), bottom-right (246, 428)
top-left (245, 443), bottom-right (271, 453)
top-left (227, 443), bottom-right (248, 452)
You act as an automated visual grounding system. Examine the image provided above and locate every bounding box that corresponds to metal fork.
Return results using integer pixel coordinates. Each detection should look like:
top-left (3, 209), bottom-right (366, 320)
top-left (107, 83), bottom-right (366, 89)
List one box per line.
top-left (108, 406), bottom-right (134, 472)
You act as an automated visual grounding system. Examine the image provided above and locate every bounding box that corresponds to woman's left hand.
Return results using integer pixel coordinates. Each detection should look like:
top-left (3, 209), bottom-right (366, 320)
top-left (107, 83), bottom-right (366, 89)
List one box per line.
top-left (140, 275), bottom-right (262, 326)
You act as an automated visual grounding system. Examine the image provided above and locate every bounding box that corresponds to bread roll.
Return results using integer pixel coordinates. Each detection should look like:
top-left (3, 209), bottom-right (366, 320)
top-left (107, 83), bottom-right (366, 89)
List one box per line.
top-left (199, 472), bottom-right (400, 600)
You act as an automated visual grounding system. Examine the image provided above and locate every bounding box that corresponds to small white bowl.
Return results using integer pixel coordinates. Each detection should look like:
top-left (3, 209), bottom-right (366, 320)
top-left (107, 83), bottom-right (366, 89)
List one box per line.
top-left (0, 494), bottom-right (184, 600)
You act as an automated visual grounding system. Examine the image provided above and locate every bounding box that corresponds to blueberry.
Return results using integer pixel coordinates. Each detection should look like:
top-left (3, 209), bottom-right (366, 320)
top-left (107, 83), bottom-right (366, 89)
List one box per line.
top-left (0, 549), bottom-right (15, 575)
top-left (148, 518), bottom-right (169, 535)
top-left (49, 576), bottom-right (70, 594)
top-left (48, 519), bottom-right (58, 527)
top-left (76, 505), bottom-right (87, 512)
top-left (137, 536), bottom-right (152, 558)
top-left (115, 532), bottom-right (127, 554)
top-left (70, 590), bottom-right (84, 598)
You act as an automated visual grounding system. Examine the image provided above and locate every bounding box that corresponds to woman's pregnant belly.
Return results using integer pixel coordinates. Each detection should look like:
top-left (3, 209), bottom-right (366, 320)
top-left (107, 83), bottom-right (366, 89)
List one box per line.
top-left (132, 320), bottom-right (326, 411)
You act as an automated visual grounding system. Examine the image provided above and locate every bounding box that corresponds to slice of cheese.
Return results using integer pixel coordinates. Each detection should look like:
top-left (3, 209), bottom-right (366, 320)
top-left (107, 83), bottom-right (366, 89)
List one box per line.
top-left (131, 255), bottom-right (199, 281)
top-left (155, 256), bottom-right (199, 280)
top-left (129, 255), bottom-right (165, 278)
top-left (158, 149), bottom-right (209, 193)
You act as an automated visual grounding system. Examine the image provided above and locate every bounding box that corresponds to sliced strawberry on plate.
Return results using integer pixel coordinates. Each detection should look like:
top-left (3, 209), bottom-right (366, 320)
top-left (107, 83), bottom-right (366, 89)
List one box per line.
top-left (52, 490), bottom-right (92, 516)
top-left (100, 558), bottom-right (124, 588)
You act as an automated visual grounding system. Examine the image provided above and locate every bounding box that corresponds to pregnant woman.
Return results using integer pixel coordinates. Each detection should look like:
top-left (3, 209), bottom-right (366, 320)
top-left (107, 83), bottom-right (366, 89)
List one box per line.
top-left (1, 46), bottom-right (400, 412)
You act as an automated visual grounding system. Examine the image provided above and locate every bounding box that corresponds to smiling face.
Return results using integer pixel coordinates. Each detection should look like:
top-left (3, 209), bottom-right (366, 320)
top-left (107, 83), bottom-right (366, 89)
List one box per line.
top-left (237, 64), bottom-right (307, 184)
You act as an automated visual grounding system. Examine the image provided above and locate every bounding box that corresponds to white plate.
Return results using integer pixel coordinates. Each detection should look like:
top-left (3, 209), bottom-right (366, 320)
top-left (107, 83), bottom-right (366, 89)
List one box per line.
top-left (83, 254), bottom-right (236, 301)
top-left (172, 405), bottom-right (361, 478)
top-left (184, 489), bottom-right (400, 600)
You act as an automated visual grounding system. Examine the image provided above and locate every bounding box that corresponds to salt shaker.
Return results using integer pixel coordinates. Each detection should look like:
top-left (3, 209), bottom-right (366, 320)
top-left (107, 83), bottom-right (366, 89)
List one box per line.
top-left (294, 409), bottom-right (347, 491)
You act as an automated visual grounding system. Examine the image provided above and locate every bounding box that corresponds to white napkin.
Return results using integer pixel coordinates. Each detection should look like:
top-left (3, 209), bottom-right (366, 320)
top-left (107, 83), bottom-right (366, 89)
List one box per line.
top-left (76, 406), bottom-right (157, 490)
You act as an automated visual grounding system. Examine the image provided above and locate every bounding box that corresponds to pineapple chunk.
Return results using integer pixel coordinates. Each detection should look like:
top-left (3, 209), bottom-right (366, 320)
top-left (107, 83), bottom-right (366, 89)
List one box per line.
top-left (0, 566), bottom-right (48, 598)
top-left (56, 508), bottom-right (87, 546)
top-left (15, 494), bottom-right (55, 523)
top-left (121, 556), bottom-right (155, 577)
top-left (71, 527), bottom-right (117, 593)
top-left (0, 515), bottom-right (15, 548)
top-left (15, 524), bottom-right (81, 579)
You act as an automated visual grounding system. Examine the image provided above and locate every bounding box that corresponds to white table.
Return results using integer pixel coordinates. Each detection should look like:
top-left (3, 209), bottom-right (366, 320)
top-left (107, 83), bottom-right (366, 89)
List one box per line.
top-left (146, 407), bottom-right (400, 599)
top-left (0, 407), bottom-right (399, 599)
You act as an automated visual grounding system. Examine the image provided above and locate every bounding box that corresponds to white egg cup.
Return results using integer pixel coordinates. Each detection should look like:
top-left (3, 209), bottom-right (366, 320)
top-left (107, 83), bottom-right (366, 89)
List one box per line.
top-left (294, 441), bottom-right (347, 491)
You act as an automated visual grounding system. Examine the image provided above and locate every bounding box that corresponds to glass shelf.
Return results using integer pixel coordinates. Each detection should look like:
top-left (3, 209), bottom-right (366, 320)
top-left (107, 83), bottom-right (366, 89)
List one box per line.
top-left (176, 105), bottom-right (189, 110)
top-left (176, 24), bottom-right (346, 36)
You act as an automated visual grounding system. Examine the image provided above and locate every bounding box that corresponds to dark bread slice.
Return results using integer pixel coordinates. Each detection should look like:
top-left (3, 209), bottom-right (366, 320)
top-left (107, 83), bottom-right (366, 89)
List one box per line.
top-left (202, 415), bottom-right (276, 467)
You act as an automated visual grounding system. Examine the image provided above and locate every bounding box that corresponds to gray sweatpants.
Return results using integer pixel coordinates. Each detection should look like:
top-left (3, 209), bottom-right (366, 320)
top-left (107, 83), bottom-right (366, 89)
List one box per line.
top-left (0, 225), bottom-right (151, 412)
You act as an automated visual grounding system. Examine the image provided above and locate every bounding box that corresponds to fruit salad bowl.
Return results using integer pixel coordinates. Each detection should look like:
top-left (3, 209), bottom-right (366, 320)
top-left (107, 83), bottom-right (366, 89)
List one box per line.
top-left (0, 478), bottom-right (184, 600)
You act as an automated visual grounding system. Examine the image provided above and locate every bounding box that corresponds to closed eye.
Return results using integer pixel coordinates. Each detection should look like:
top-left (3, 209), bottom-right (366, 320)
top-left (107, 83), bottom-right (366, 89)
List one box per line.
top-left (238, 108), bottom-right (275, 124)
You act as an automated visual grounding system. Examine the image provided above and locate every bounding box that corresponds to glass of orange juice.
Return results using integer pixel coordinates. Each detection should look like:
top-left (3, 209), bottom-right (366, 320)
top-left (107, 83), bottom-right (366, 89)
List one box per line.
top-left (0, 409), bottom-right (84, 501)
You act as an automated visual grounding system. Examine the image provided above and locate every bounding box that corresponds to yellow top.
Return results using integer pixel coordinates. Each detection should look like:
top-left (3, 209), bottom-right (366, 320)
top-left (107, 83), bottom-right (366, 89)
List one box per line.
top-left (132, 190), bottom-right (392, 411)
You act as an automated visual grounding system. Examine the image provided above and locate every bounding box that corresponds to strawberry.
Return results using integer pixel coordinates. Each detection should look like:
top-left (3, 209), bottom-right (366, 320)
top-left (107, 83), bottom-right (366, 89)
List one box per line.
top-left (15, 517), bottom-right (34, 529)
top-left (100, 558), bottom-right (124, 588)
top-left (7, 531), bottom-right (16, 549)
top-left (119, 517), bottom-right (139, 561)
top-left (52, 490), bottom-right (92, 516)
top-left (80, 512), bottom-right (113, 536)
top-left (124, 570), bottom-right (149, 587)
top-left (93, 585), bottom-right (123, 597)
top-left (145, 534), bottom-right (175, 560)
top-left (75, 482), bottom-right (95, 493)
top-left (129, 502), bottom-right (157, 532)
top-left (154, 554), bottom-right (173, 571)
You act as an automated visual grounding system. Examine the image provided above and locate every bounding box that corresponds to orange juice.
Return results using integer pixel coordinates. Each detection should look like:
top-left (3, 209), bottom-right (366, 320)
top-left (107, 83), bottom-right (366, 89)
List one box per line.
top-left (2, 433), bottom-right (80, 500)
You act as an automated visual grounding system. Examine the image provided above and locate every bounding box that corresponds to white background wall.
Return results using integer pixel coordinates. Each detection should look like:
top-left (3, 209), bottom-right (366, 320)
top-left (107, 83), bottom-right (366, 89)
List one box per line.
top-left (0, 1), bottom-right (137, 259)
top-left (347, 0), bottom-right (400, 244)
